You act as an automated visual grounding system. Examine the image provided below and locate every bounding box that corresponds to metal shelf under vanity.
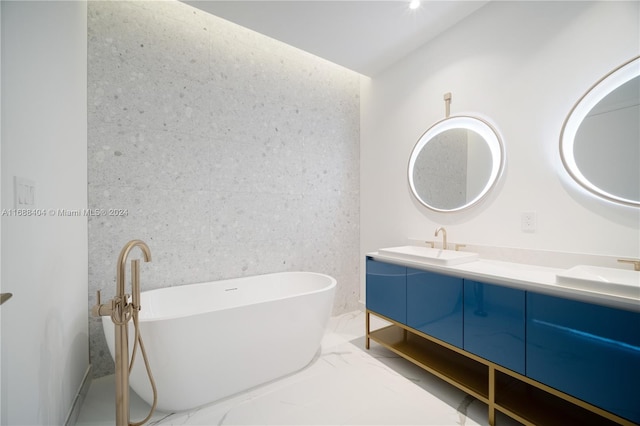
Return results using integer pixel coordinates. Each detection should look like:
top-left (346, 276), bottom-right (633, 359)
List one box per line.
top-left (366, 310), bottom-right (635, 426)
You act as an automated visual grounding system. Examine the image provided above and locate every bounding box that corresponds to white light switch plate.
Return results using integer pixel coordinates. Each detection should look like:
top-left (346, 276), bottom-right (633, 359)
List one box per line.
top-left (14, 177), bottom-right (36, 208)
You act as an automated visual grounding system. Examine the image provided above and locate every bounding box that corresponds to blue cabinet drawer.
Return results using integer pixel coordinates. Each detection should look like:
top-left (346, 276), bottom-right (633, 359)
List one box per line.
top-left (463, 280), bottom-right (525, 374)
top-left (526, 292), bottom-right (640, 424)
top-left (407, 268), bottom-right (463, 348)
top-left (366, 258), bottom-right (407, 323)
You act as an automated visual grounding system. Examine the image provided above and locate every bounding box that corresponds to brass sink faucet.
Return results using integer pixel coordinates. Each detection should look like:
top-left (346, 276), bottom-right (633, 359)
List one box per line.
top-left (435, 227), bottom-right (447, 250)
top-left (618, 258), bottom-right (640, 271)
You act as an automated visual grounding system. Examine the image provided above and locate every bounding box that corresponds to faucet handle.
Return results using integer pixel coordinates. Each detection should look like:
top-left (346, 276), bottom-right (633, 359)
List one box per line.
top-left (91, 290), bottom-right (114, 317)
top-left (91, 291), bottom-right (102, 317)
top-left (618, 259), bottom-right (640, 271)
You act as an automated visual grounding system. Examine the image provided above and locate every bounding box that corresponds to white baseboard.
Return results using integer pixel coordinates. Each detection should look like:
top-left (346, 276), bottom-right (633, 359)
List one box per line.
top-left (65, 365), bottom-right (92, 426)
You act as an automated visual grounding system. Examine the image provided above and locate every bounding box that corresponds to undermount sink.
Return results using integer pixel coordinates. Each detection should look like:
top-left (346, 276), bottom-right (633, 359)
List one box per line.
top-left (556, 265), bottom-right (640, 298)
top-left (378, 245), bottom-right (479, 266)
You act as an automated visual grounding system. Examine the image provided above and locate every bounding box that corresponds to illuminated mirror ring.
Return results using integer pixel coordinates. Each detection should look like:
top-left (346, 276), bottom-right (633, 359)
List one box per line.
top-left (560, 56), bottom-right (640, 207)
top-left (408, 115), bottom-right (505, 212)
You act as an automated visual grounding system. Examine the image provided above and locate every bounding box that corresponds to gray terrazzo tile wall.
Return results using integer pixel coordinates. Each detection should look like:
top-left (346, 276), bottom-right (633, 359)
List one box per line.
top-left (88, 1), bottom-right (360, 377)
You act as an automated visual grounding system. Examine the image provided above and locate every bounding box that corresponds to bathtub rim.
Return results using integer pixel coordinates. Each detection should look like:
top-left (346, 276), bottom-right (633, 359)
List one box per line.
top-left (123, 271), bottom-right (337, 323)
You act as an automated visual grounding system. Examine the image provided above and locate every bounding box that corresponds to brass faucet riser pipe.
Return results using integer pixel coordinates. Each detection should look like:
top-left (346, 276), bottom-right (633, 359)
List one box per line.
top-left (92, 240), bottom-right (154, 426)
top-left (114, 240), bottom-right (151, 426)
top-left (115, 309), bottom-right (130, 426)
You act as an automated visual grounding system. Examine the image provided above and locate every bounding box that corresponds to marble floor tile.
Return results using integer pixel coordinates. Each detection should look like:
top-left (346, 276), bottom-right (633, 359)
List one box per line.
top-left (76, 311), bottom-right (519, 426)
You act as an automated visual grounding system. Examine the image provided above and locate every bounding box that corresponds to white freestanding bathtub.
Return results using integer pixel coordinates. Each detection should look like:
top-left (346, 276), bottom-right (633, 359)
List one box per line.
top-left (102, 271), bottom-right (337, 412)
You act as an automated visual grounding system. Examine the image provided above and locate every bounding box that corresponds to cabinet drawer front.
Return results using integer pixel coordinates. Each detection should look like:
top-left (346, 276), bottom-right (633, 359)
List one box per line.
top-left (526, 293), bottom-right (640, 424)
top-left (463, 280), bottom-right (525, 374)
top-left (366, 259), bottom-right (407, 323)
top-left (407, 268), bottom-right (463, 348)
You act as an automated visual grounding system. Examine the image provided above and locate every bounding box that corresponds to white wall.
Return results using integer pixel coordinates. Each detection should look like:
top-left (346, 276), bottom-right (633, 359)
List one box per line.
top-left (1, 2), bottom-right (88, 424)
top-left (0, 4), bottom-right (3, 423)
top-left (361, 1), bottom-right (640, 298)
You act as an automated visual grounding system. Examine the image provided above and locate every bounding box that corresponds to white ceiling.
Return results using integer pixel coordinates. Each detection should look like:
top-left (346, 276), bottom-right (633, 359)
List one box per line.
top-left (183, 1), bottom-right (490, 76)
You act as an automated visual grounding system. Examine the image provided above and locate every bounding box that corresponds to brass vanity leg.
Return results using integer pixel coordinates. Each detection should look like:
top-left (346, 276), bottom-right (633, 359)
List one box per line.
top-left (488, 365), bottom-right (496, 426)
top-left (365, 310), bottom-right (370, 349)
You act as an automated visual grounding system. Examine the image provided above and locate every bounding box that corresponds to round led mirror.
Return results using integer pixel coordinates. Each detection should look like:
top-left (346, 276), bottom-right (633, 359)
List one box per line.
top-left (560, 56), bottom-right (639, 207)
top-left (408, 116), bottom-right (505, 212)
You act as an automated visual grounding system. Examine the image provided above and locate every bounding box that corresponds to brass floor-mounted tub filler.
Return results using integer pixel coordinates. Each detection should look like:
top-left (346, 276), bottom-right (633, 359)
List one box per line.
top-left (92, 240), bottom-right (157, 426)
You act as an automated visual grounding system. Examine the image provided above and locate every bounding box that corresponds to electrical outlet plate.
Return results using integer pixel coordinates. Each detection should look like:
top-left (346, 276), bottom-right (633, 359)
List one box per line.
top-left (521, 211), bottom-right (536, 233)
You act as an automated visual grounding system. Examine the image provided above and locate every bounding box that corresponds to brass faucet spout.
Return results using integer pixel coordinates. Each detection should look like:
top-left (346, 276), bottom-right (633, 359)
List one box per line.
top-left (435, 227), bottom-right (447, 250)
top-left (117, 239), bottom-right (152, 299)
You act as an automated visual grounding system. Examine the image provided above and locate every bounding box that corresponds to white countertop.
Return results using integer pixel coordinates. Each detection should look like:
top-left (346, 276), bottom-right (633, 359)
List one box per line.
top-left (368, 251), bottom-right (640, 313)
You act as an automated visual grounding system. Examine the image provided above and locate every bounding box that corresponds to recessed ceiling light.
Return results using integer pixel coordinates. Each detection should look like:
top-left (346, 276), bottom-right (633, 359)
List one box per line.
top-left (409, 0), bottom-right (421, 10)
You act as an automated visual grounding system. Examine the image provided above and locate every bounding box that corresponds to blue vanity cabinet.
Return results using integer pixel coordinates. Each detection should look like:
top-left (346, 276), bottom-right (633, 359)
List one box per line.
top-left (366, 258), bottom-right (407, 324)
top-left (527, 292), bottom-right (640, 424)
top-left (406, 268), bottom-right (463, 348)
top-left (463, 280), bottom-right (525, 375)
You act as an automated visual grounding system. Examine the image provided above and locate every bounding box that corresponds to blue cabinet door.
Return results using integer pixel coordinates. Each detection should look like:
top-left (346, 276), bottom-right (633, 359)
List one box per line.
top-left (527, 292), bottom-right (640, 424)
top-left (463, 280), bottom-right (525, 374)
top-left (407, 268), bottom-right (463, 348)
top-left (366, 258), bottom-right (406, 324)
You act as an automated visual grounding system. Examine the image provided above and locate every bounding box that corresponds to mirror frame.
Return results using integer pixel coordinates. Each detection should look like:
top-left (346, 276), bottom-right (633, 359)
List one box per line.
top-left (559, 55), bottom-right (640, 207)
top-left (408, 115), bottom-right (505, 212)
